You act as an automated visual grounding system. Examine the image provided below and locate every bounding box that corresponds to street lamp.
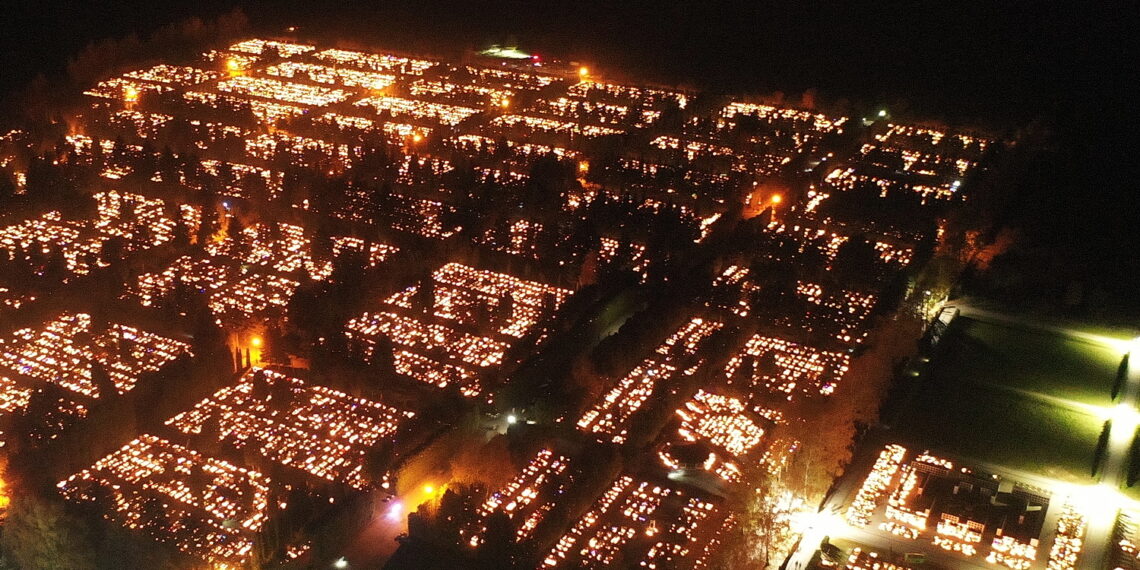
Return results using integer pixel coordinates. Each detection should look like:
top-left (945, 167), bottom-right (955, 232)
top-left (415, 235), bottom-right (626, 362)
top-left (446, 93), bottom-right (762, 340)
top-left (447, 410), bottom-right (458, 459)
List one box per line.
top-left (333, 557), bottom-right (349, 569)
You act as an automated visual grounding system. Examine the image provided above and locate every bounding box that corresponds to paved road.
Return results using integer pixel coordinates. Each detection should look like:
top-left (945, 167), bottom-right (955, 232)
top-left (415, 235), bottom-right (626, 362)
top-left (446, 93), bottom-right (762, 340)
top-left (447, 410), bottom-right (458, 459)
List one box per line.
top-left (337, 475), bottom-right (446, 569)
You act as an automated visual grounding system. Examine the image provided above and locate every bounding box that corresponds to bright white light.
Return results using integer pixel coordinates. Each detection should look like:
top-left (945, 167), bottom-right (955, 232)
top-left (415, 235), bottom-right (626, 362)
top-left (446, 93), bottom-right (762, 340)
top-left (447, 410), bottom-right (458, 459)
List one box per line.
top-left (1065, 484), bottom-right (1125, 520)
top-left (506, 414), bottom-right (518, 425)
top-left (333, 557), bottom-right (349, 569)
top-left (386, 501), bottom-right (403, 521)
top-left (1109, 404), bottom-right (1140, 445)
top-left (878, 109), bottom-right (887, 117)
top-left (794, 511), bottom-right (845, 549)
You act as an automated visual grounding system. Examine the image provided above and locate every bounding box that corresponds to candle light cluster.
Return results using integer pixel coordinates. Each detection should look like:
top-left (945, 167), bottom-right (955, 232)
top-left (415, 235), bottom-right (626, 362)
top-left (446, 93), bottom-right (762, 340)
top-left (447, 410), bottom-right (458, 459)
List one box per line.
top-left (313, 48), bottom-right (435, 75)
top-left (842, 547), bottom-right (908, 570)
top-left (264, 61), bottom-right (396, 90)
top-left (658, 389), bottom-right (768, 482)
top-left (724, 334), bottom-right (851, 398)
top-left (0, 190), bottom-right (198, 278)
top-left (166, 368), bottom-right (415, 489)
top-left (542, 475), bottom-right (729, 568)
top-left (820, 123), bottom-right (990, 206)
top-left (491, 115), bottom-right (623, 137)
top-left (463, 448), bottom-right (573, 546)
top-left (354, 96), bottom-right (480, 126)
top-left (58, 434), bottom-right (270, 564)
top-left (1047, 502), bottom-right (1086, 570)
top-left (0, 312), bottom-right (191, 399)
top-left (847, 444), bottom-right (908, 527)
top-left (346, 263), bottom-right (568, 395)
top-left (844, 444), bottom-right (1058, 568)
top-left (578, 318), bottom-right (723, 443)
top-left (208, 273), bottom-right (299, 322)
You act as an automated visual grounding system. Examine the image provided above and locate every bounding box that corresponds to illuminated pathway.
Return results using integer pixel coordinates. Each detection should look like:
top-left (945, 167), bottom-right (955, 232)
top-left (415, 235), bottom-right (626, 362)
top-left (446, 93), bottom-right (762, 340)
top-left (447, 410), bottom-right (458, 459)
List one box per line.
top-left (1083, 343), bottom-right (1140, 569)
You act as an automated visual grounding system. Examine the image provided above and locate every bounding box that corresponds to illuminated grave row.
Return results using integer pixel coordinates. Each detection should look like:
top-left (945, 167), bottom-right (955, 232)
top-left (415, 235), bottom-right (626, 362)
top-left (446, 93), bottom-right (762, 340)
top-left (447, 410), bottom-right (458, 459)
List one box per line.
top-left (354, 96), bottom-right (480, 126)
top-left (0, 191), bottom-right (198, 277)
top-left (165, 368), bottom-right (415, 489)
top-left (0, 312), bottom-right (191, 399)
top-left (578, 318), bottom-right (723, 444)
top-left (264, 60), bottom-right (396, 90)
top-left (843, 547), bottom-right (909, 570)
top-left (724, 333), bottom-right (851, 398)
top-left (847, 445), bottom-right (1054, 569)
top-left (532, 96), bottom-right (660, 127)
top-left (59, 434), bottom-right (270, 564)
top-left (122, 64), bottom-right (221, 87)
top-left (542, 475), bottom-right (729, 569)
top-left (207, 273), bottom-right (299, 322)
top-left (565, 80), bottom-right (688, 109)
top-left (658, 389), bottom-right (768, 482)
top-left (346, 263), bottom-right (570, 395)
top-left (1047, 502), bottom-right (1086, 570)
top-left (312, 48), bottom-right (436, 75)
top-left (708, 265), bottom-right (878, 344)
top-left (228, 39), bottom-right (316, 58)
top-left (207, 222), bottom-right (335, 280)
top-left (463, 448), bottom-right (573, 546)
top-left (409, 80), bottom-right (514, 107)
top-left (492, 114), bottom-right (623, 137)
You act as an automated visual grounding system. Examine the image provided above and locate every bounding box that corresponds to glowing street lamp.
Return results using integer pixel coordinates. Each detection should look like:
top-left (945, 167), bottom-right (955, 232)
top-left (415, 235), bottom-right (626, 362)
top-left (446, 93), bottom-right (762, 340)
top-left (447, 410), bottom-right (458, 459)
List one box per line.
top-left (770, 194), bottom-right (782, 205)
top-left (251, 336), bottom-right (263, 348)
top-left (578, 66), bottom-right (589, 79)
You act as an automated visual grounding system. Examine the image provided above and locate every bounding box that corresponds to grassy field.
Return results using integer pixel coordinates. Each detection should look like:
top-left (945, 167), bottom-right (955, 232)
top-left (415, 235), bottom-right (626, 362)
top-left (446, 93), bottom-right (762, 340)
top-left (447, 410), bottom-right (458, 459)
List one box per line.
top-left (942, 317), bottom-right (1121, 407)
top-left (896, 371), bottom-right (1103, 483)
top-left (888, 315), bottom-right (1122, 484)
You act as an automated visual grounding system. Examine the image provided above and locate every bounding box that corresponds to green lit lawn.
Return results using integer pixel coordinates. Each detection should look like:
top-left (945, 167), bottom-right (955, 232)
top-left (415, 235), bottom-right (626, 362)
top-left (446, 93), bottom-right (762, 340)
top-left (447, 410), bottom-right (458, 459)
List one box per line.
top-left (939, 317), bottom-right (1122, 408)
top-left (887, 315), bottom-right (1122, 484)
top-left (896, 373), bottom-right (1103, 483)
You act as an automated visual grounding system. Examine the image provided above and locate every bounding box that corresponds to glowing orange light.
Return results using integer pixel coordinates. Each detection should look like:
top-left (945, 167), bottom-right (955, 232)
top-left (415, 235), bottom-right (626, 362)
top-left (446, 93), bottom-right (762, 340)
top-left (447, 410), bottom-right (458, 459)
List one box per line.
top-left (578, 66), bottom-right (589, 78)
top-left (0, 461), bottom-right (10, 512)
top-left (251, 336), bottom-right (262, 348)
top-left (424, 484), bottom-right (434, 494)
top-left (500, 99), bottom-right (510, 109)
top-left (226, 59), bottom-right (242, 75)
top-left (411, 132), bottom-right (423, 143)
top-left (771, 194), bottom-right (782, 205)
top-left (123, 86), bottom-right (139, 102)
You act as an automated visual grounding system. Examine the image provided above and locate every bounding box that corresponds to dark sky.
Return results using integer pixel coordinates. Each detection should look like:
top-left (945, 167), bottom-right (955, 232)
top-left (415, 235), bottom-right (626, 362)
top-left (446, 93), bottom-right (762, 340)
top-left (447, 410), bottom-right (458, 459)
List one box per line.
top-left (2, 0), bottom-right (1133, 127)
